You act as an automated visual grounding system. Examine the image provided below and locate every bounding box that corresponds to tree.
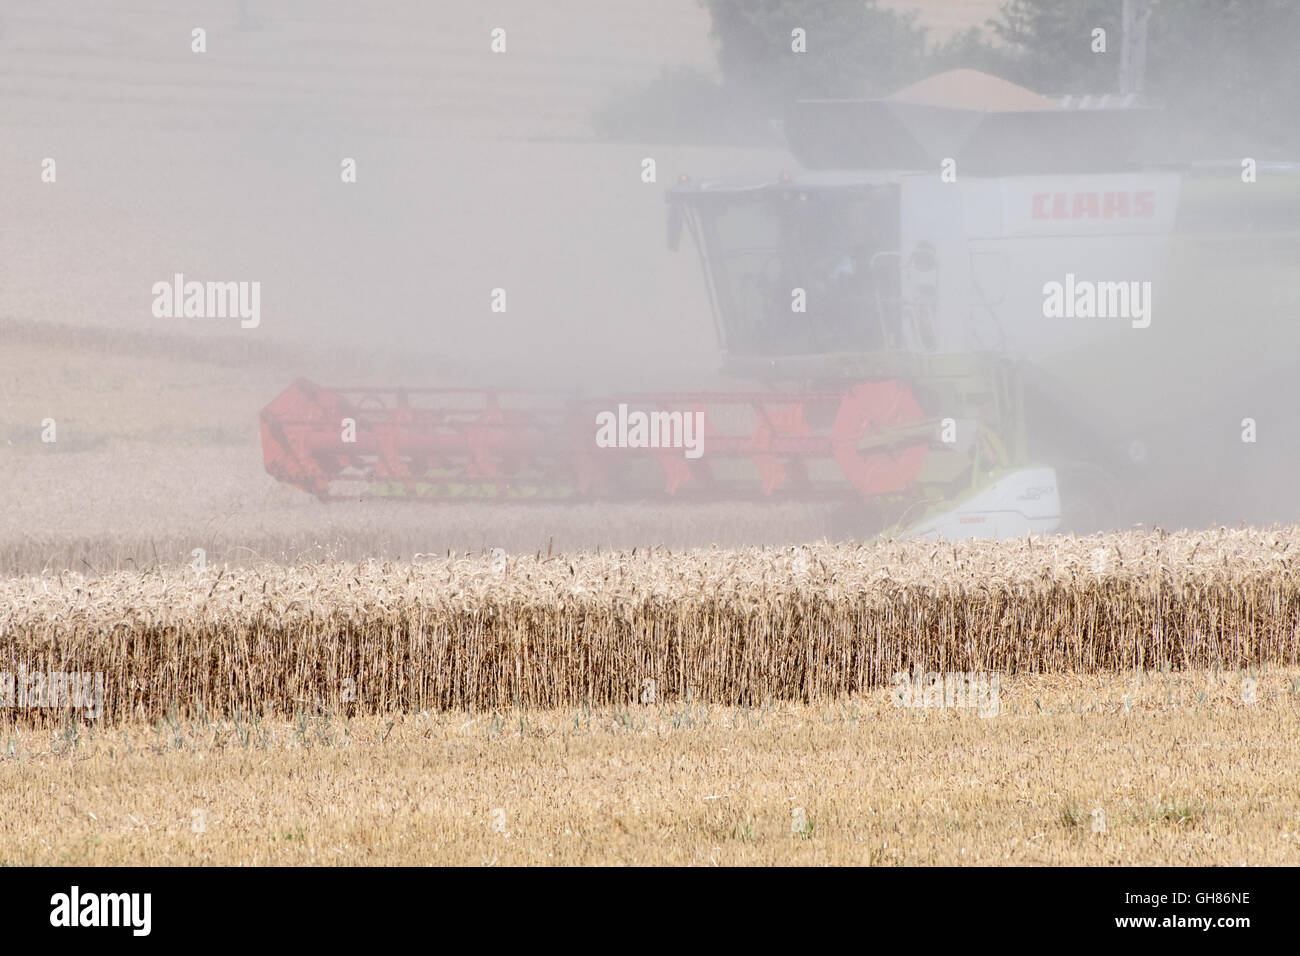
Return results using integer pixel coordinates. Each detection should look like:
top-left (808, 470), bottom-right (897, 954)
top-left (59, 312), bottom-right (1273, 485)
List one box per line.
top-left (701, 0), bottom-right (930, 102)
top-left (596, 0), bottom-right (1299, 150)
top-left (1143, 0), bottom-right (1300, 151)
top-left (987, 0), bottom-right (1120, 94)
top-left (987, 0), bottom-right (1300, 150)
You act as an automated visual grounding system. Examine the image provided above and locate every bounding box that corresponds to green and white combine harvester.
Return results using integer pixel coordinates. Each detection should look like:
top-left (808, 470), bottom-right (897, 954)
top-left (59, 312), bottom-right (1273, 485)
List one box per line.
top-left (262, 72), bottom-right (1300, 540)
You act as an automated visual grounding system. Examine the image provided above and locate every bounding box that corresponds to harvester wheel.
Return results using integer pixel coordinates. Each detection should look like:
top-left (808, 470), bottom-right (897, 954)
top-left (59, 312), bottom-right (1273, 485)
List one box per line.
top-left (825, 500), bottom-right (888, 542)
top-left (1055, 463), bottom-right (1125, 535)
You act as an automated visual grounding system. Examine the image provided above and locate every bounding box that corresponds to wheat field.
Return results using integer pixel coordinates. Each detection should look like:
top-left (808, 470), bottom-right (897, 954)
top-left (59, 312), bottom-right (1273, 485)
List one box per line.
top-left (3, 526), bottom-right (1299, 723)
top-left (5, 528), bottom-right (1298, 866)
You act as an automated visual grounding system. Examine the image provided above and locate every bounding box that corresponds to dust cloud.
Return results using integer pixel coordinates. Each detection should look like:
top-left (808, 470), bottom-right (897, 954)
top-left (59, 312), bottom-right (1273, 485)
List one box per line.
top-left (1, 1), bottom-right (1297, 571)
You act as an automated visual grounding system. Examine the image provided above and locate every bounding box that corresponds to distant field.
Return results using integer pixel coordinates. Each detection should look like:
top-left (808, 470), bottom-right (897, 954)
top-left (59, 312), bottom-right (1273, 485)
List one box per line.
top-left (3, 670), bottom-right (1297, 865)
top-left (0, 326), bottom-right (840, 575)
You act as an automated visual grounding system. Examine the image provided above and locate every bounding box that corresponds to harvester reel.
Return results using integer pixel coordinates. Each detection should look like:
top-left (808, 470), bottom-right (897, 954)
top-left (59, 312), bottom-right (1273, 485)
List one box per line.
top-left (262, 379), bottom-right (936, 507)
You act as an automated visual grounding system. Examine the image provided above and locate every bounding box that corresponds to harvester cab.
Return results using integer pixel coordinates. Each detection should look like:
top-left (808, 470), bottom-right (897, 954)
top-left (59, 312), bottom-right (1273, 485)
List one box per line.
top-left (664, 169), bottom-right (1056, 539)
top-left (667, 174), bottom-right (904, 358)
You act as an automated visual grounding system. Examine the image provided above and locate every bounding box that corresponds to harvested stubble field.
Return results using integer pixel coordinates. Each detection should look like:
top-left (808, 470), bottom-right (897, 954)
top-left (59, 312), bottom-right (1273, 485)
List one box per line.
top-left (2, 669), bottom-right (1298, 865)
top-left (2, 527), bottom-right (1299, 722)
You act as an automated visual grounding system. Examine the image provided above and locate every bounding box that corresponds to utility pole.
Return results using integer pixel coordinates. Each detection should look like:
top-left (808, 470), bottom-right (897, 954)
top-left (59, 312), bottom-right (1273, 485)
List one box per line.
top-left (1119, 0), bottom-right (1151, 100)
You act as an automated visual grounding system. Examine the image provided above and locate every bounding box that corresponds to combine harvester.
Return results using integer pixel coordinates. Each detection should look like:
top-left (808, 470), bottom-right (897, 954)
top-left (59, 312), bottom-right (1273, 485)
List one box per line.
top-left (262, 71), bottom-right (1300, 541)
